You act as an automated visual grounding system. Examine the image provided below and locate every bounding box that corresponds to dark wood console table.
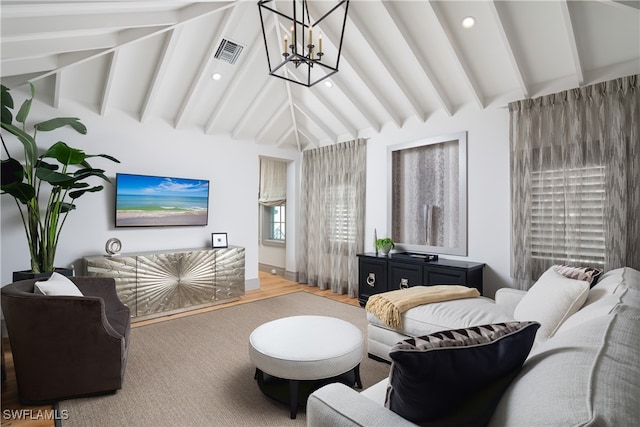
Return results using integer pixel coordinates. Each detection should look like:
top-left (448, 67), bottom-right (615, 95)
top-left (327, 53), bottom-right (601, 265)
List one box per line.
top-left (357, 253), bottom-right (485, 307)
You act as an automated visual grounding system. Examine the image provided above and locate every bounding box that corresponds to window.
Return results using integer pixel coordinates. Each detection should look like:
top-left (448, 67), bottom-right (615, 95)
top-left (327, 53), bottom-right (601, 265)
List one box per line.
top-left (263, 204), bottom-right (285, 243)
top-left (327, 183), bottom-right (357, 245)
top-left (530, 165), bottom-right (606, 266)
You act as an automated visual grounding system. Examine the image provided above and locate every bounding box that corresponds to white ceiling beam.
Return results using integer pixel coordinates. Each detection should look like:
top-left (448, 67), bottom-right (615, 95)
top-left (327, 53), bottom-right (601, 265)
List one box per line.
top-left (1, 12), bottom-right (178, 39)
top-left (293, 102), bottom-right (338, 141)
top-left (141, 28), bottom-right (181, 123)
top-left (177, 2), bottom-right (237, 22)
top-left (270, 25), bottom-right (380, 134)
top-left (268, 12), bottom-right (364, 141)
top-left (299, 7), bottom-right (403, 129)
top-left (205, 30), bottom-right (266, 133)
top-left (297, 127), bottom-right (319, 149)
top-left (426, 1), bottom-right (485, 109)
top-left (55, 49), bottom-right (111, 75)
top-left (2, 49), bottom-right (107, 87)
top-left (276, 126), bottom-right (295, 148)
top-left (285, 70), bottom-right (358, 140)
top-left (1, 73), bottom-right (48, 89)
top-left (598, 0), bottom-right (640, 11)
top-left (283, 72), bottom-right (302, 152)
top-left (330, 75), bottom-right (381, 133)
top-left (320, 43), bottom-right (402, 129)
top-left (115, 26), bottom-right (171, 46)
top-left (8, 3), bottom-right (232, 86)
top-left (175, 8), bottom-right (234, 128)
top-left (2, 33), bottom-right (117, 59)
top-left (346, 9), bottom-right (426, 123)
top-left (488, 1), bottom-right (529, 99)
top-left (231, 78), bottom-right (278, 140)
top-left (381, 1), bottom-right (453, 117)
top-left (560, 1), bottom-right (584, 86)
top-left (2, 1), bottom-right (194, 19)
top-left (52, 72), bottom-right (61, 109)
top-left (269, 12), bottom-right (356, 147)
top-left (100, 50), bottom-right (120, 116)
top-left (0, 56), bottom-right (57, 78)
top-left (256, 102), bottom-right (290, 142)
top-left (270, 12), bottom-right (303, 152)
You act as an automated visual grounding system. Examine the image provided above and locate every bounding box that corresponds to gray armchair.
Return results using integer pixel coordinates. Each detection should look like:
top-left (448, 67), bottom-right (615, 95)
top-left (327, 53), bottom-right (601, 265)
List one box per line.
top-left (1, 276), bottom-right (130, 404)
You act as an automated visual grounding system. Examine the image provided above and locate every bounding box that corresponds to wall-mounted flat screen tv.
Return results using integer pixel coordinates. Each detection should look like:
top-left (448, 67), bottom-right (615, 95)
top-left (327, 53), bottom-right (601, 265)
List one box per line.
top-left (115, 173), bottom-right (209, 227)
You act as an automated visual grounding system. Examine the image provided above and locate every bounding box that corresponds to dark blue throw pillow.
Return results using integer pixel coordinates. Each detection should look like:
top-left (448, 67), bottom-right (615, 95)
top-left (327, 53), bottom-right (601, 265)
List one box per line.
top-left (385, 321), bottom-right (540, 427)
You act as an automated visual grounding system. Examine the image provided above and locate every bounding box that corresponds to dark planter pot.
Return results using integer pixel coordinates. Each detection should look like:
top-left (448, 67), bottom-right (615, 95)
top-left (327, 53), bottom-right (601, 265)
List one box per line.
top-left (12, 267), bottom-right (74, 282)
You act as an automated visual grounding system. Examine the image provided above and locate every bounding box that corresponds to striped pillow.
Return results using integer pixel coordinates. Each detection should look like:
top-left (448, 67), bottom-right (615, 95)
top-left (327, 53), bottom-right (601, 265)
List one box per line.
top-left (386, 321), bottom-right (540, 425)
top-left (552, 265), bottom-right (603, 286)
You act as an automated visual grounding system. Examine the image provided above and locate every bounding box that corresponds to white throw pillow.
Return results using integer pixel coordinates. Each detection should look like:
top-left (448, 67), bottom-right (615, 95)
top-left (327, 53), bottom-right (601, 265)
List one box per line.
top-left (34, 272), bottom-right (83, 296)
top-left (555, 293), bottom-right (621, 335)
top-left (514, 268), bottom-right (589, 342)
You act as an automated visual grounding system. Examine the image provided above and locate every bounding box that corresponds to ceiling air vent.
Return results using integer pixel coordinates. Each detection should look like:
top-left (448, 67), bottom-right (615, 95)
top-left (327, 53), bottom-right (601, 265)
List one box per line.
top-left (214, 38), bottom-right (244, 65)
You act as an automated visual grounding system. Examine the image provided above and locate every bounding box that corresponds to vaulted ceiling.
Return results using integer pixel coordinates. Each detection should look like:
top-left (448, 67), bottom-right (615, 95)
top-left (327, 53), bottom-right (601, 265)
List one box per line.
top-left (2, 1), bottom-right (639, 152)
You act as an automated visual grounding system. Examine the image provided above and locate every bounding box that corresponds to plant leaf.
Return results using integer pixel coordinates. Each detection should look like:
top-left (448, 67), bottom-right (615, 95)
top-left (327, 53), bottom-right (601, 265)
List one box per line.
top-left (34, 117), bottom-right (87, 134)
top-left (1, 182), bottom-right (35, 203)
top-left (86, 153), bottom-right (120, 164)
top-left (69, 185), bottom-right (104, 199)
top-left (42, 141), bottom-right (86, 165)
top-left (35, 166), bottom-right (74, 184)
top-left (57, 202), bottom-right (76, 213)
top-left (35, 159), bottom-right (58, 171)
top-left (1, 85), bottom-right (14, 124)
top-left (74, 168), bottom-right (109, 182)
top-left (1, 158), bottom-right (25, 185)
top-left (1, 122), bottom-right (38, 163)
top-left (16, 98), bottom-right (32, 124)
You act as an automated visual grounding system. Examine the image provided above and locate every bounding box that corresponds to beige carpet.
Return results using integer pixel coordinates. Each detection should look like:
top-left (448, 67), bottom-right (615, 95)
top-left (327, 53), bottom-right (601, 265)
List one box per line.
top-left (59, 292), bottom-right (391, 427)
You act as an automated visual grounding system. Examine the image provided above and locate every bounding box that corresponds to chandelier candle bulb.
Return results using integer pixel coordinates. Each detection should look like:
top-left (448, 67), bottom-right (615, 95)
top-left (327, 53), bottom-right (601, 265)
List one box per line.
top-left (319, 33), bottom-right (322, 53)
top-left (284, 35), bottom-right (288, 53)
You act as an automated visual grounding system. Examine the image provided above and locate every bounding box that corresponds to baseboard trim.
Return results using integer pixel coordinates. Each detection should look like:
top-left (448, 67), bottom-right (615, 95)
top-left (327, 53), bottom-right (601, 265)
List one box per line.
top-left (284, 270), bottom-right (298, 282)
top-left (258, 263), bottom-right (285, 277)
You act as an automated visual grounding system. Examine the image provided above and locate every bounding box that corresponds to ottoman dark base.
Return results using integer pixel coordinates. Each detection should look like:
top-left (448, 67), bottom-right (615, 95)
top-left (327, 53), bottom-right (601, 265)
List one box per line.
top-left (254, 365), bottom-right (362, 419)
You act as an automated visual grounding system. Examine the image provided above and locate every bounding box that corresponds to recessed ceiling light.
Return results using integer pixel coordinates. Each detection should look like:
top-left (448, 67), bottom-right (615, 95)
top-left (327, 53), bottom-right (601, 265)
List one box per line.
top-left (324, 80), bottom-right (333, 88)
top-left (212, 73), bottom-right (222, 81)
top-left (462, 16), bottom-right (475, 29)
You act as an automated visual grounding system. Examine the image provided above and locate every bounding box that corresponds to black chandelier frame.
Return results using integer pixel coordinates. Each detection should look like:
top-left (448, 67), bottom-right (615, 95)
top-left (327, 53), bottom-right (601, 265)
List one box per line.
top-left (258, 0), bottom-right (349, 87)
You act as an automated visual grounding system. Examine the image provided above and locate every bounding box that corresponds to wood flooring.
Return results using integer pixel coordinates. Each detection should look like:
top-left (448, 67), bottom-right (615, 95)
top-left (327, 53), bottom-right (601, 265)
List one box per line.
top-left (0, 272), bottom-right (359, 427)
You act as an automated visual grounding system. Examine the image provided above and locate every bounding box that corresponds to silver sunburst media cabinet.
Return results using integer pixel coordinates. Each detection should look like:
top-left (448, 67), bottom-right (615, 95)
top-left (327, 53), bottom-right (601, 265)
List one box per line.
top-left (83, 246), bottom-right (245, 322)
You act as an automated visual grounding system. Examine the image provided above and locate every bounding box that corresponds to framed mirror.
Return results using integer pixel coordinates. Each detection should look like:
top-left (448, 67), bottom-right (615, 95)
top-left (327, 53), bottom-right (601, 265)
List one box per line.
top-left (387, 131), bottom-right (468, 256)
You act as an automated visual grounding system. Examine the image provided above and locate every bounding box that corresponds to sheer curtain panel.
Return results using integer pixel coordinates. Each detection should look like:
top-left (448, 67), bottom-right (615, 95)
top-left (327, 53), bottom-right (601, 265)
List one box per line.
top-left (510, 75), bottom-right (639, 289)
top-left (297, 139), bottom-right (366, 297)
top-left (258, 158), bottom-right (287, 207)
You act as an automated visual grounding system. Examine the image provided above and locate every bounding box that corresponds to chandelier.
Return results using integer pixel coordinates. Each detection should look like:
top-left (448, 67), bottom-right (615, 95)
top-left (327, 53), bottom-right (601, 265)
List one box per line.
top-left (258, 0), bottom-right (349, 87)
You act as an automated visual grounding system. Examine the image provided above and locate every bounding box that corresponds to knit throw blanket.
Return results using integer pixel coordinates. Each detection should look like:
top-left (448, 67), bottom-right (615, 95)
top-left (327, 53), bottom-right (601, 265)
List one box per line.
top-left (365, 285), bottom-right (480, 329)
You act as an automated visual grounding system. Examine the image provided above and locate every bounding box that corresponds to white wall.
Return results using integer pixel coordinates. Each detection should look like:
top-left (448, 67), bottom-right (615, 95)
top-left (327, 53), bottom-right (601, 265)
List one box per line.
top-left (364, 106), bottom-right (511, 298)
top-left (0, 91), bottom-right (299, 290)
top-left (1, 87), bottom-right (512, 298)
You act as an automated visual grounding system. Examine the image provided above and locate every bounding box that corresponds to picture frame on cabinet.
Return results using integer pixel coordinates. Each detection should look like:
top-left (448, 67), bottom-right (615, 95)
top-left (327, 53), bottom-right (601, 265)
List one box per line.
top-left (212, 232), bottom-right (228, 248)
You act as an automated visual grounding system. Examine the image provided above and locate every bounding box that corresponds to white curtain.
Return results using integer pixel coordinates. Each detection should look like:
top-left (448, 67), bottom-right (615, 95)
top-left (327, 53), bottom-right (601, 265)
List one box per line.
top-left (258, 157), bottom-right (287, 207)
top-left (297, 139), bottom-right (366, 297)
top-left (510, 75), bottom-right (639, 289)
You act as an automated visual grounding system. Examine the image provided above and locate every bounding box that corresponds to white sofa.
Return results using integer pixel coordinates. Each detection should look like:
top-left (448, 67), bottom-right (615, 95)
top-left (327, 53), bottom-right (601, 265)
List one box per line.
top-left (307, 267), bottom-right (640, 426)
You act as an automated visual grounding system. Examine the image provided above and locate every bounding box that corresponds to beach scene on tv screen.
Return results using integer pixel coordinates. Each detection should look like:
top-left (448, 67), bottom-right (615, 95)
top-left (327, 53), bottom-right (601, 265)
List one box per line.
top-left (116, 174), bottom-right (209, 227)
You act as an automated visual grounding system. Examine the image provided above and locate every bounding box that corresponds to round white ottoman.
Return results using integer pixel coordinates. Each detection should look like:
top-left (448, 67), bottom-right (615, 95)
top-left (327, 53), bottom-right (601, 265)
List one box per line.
top-left (249, 315), bottom-right (364, 419)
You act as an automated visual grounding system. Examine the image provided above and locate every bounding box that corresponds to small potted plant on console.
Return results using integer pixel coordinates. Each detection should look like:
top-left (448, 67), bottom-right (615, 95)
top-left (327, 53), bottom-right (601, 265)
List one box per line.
top-left (375, 237), bottom-right (395, 256)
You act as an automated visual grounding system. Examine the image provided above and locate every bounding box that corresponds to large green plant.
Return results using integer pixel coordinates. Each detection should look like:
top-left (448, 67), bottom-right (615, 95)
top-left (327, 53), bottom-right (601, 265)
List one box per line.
top-left (1, 83), bottom-right (120, 274)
